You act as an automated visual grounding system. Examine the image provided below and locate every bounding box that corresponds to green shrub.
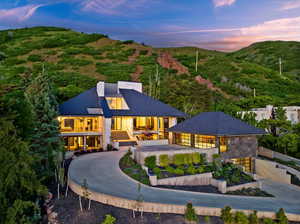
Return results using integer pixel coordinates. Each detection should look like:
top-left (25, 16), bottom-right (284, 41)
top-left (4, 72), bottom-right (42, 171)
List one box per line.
top-left (234, 211), bottom-right (249, 224)
top-left (145, 156), bottom-right (156, 169)
top-left (184, 203), bottom-right (198, 222)
top-left (166, 166), bottom-right (175, 173)
top-left (186, 165), bottom-right (197, 175)
top-left (174, 154), bottom-right (185, 166)
top-left (187, 153), bottom-right (194, 165)
top-left (197, 166), bottom-right (205, 174)
top-left (276, 208), bottom-right (288, 224)
top-left (221, 206), bottom-right (233, 224)
top-left (173, 168), bottom-right (184, 175)
top-left (262, 218), bottom-right (274, 224)
top-left (153, 167), bottom-right (161, 176)
top-left (27, 54), bottom-right (42, 62)
top-left (204, 216), bottom-right (211, 224)
top-left (159, 154), bottom-right (170, 167)
top-left (122, 40), bottom-right (134, 44)
top-left (102, 214), bottom-right (116, 224)
top-left (192, 152), bottom-right (201, 164)
top-left (249, 211), bottom-right (259, 224)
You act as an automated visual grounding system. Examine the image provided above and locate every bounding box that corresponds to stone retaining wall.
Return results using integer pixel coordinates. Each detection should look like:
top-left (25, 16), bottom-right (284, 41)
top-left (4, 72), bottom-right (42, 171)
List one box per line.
top-left (155, 172), bottom-right (212, 186)
top-left (68, 179), bottom-right (300, 222)
top-left (255, 158), bottom-right (291, 184)
top-left (148, 171), bottom-right (261, 194)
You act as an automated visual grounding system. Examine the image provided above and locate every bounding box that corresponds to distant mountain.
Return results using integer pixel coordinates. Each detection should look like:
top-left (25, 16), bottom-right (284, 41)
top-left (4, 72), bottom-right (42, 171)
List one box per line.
top-left (0, 27), bottom-right (299, 116)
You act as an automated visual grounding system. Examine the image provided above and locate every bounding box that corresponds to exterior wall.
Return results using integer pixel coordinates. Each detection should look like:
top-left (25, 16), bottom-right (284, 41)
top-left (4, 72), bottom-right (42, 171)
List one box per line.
top-left (255, 158), bottom-right (291, 184)
top-left (168, 117), bottom-right (177, 144)
top-left (220, 136), bottom-right (257, 160)
top-left (103, 118), bottom-right (112, 150)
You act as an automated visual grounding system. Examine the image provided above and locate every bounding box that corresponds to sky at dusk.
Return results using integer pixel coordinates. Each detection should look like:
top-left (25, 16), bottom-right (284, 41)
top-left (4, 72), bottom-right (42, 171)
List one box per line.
top-left (0, 0), bottom-right (300, 51)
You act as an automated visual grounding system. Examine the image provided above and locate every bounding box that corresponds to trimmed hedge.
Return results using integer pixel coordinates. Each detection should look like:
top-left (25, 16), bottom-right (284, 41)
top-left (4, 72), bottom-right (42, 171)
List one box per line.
top-left (144, 156), bottom-right (156, 169)
top-left (159, 154), bottom-right (170, 167)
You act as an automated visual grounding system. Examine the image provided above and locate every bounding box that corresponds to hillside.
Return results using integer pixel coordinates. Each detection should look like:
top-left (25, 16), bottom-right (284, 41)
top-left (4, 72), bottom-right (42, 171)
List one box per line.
top-left (0, 27), bottom-right (300, 117)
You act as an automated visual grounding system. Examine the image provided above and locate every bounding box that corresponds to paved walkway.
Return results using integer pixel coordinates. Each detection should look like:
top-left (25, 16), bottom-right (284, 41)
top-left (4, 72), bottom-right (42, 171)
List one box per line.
top-left (69, 151), bottom-right (300, 214)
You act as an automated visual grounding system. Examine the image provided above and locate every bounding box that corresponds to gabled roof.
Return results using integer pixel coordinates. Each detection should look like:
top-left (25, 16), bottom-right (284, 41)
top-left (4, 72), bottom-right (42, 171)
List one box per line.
top-left (110, 89), bottom-right (187, 117)
top-left (59, 87), bottom-right (101, 115)
top-left (59, 84), bottom-right (186, 118)
top-left (168, 112), bottom-right (265, 136)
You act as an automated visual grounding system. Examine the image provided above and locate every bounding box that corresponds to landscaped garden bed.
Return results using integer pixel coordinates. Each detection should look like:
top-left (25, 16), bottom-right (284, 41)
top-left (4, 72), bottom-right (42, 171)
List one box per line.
top-left (118, 150), bottom-right (274, 197)
top-left (119, 151), bottom-right (150, 185)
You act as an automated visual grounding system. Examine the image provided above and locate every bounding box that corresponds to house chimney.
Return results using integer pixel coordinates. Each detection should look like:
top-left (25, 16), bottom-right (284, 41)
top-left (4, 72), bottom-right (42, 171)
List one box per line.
top-left (117, 81), bottom-right (142, 93)
top-left (96, 81), bottom-right (105, 97)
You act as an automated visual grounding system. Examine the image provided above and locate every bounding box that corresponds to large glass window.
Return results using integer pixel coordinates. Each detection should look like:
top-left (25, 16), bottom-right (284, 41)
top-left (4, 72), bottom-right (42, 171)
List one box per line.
top-left (195, 135), bottom-right (216, 148)
top-left (58, 116), bottom-right (101, 133)
top-left (231, 157), bottom-right (252, 172)
top-left (175, 133), bottom-right (191, 146)
top-left (220, 137), bottom-right (227, 152)
top-left (63, 136), bottom-right (101, 151)
top-left (106, 97), bottom-right (127, 110)
top-left (133, 117), bottom-right (155, 131)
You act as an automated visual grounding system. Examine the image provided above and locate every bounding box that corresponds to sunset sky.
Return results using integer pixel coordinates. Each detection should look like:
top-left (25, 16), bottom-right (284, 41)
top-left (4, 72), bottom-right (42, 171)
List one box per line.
top-left (0, 0), bottom-right (300, 51)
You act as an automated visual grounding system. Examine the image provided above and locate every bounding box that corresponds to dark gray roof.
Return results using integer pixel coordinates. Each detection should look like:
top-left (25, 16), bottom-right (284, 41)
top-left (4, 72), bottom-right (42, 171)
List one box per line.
top-left (168, 112), bottom-right (266, 136)
top-left (59, 84), bottom-right (186, 118)
top-left (59, 87), bottom-right (101, 115)
top-left (110, 89), bottom-right (186, 117)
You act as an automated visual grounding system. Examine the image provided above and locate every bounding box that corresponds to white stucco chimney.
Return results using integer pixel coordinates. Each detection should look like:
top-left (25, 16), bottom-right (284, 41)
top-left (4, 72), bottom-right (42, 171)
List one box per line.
top-left (96, 81), bottom-right (105, 97)
top-left (117, 81), bottom-right (142, 93)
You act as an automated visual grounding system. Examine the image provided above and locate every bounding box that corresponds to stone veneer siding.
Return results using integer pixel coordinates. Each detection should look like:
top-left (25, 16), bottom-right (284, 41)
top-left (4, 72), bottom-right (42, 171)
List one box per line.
top-left (220, 136), bottom-right (257, 160)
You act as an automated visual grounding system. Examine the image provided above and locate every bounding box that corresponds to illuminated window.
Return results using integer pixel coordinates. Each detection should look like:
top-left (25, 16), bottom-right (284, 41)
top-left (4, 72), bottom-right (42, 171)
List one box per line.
top-left (195, 135), bottom-right (216, 148)
top-left (231, 157), bottom-right (252, 172)
top-left (175, 133), bottom-right (191, 146)
top-left (220, 137), bottom-right (227, 152)
top-left (58, 116), bottom-right (101, 132)
top-left (133, 117), bottom-right (155, 131)
top-left (106, 97), bottom-right (127, 110)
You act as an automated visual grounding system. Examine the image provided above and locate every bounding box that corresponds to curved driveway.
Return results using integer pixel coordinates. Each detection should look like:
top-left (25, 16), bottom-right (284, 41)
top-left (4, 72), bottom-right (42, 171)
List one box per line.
top-left (69, 151), bottom-right (300, 214)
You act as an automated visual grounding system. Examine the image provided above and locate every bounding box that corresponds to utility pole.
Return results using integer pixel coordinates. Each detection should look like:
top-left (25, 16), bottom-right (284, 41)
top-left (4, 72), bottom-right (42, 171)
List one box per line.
top-left (195, 50), bottom-right (198, 72)
top-left (279, 57), bottom-right (282, 75)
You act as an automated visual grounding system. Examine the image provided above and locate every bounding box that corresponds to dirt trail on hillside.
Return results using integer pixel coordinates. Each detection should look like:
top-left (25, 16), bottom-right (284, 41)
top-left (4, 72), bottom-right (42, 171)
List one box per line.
top-left (195, 75), bottom-right (230, 98)
top-left (157, 52), bottom-right (189, 74)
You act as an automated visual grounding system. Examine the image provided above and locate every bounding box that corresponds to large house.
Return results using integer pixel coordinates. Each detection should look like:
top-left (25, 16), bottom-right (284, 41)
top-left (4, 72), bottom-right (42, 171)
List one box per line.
top-left (58, 81), bottom-right (186, 151)
top-left (168, 112), bottom-right (265, 172)
top-left (240, 105), bottom-right (300, 124)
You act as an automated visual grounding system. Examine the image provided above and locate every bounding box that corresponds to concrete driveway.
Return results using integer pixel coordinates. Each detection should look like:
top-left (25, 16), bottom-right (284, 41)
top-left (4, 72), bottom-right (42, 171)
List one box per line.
top-left (69, 151), bottom-right (300, 214)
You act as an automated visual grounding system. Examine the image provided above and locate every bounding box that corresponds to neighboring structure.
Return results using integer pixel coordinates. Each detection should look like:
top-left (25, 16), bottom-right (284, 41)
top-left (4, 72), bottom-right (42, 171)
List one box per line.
top-left (58, 81), bottom-right (186, 151)
top-left (241, 105), bottom-right (300, 124)
top-left (168, 112), bottom-right (265, 172)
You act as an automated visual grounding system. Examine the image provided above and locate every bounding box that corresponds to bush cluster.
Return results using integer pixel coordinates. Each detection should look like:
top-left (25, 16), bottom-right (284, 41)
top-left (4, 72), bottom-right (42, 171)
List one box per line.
top-left (220, 206), bottom-right (288, 224)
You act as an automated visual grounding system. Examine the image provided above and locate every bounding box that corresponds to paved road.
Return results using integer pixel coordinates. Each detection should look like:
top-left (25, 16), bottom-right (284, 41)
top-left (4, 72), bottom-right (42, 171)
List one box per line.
top-left (69, 151), bottom-right (300, 214)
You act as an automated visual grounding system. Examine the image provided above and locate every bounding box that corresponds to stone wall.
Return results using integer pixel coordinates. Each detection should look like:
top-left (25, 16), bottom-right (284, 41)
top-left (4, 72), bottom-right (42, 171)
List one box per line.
top-left (68, 179), bottom-right (300, 222)
top-left (155, 172), bottom-right (212, 186)
top-left (221, 136), bottom-right (257, 160)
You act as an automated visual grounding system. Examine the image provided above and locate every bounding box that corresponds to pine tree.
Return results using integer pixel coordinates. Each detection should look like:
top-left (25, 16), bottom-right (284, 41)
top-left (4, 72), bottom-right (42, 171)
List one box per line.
top-left (0, 117), bottom-right (46, 223)
top-left (25, 68), bottom-right (64, 181)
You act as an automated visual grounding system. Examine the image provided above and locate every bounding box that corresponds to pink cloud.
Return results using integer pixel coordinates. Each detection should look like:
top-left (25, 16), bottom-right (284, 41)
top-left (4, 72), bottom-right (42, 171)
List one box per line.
top-left (213, 0), bottom-right (236, 7)
top-left (281, 0), bottom-right (300, 10)
top-left (0, 4), bottom-right (44, 22)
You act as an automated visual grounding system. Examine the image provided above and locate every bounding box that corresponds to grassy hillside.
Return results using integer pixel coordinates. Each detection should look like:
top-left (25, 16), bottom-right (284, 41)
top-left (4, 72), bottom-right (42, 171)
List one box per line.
top-left (0, 27), bottom-right (299, 116)
top-left (229, 41), bottom-right (300, 78)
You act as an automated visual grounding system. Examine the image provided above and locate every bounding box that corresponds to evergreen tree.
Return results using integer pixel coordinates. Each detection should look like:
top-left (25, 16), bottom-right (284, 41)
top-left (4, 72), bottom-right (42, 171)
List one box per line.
top-left (25, 68), bottom-right (63, 181)
top-left (0, 117), bottom-right (46, 223)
